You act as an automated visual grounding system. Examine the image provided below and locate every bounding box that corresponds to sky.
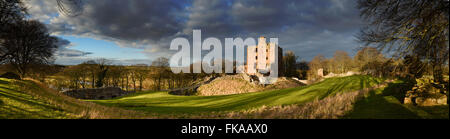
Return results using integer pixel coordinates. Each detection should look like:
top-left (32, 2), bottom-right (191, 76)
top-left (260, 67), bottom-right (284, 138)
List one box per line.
top-left (24, 0), bottom-right (366, 65)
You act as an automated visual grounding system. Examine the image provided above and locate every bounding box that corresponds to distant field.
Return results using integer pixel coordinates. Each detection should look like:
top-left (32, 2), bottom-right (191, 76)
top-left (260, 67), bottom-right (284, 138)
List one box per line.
top-left (89, 75), bottom-right (385, 114)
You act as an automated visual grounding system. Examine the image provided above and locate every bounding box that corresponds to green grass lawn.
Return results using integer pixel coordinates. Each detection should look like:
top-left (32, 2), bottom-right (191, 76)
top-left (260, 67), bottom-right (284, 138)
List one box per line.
top-left (344, 81), bottom-right (449, 119)
top-left (89, 75), bottom-right (385, 114)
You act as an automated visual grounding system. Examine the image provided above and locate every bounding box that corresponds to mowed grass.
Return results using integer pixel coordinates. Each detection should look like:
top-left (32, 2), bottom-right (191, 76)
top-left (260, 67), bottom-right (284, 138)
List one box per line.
top-left (89, 75), bottom-right (384, 114)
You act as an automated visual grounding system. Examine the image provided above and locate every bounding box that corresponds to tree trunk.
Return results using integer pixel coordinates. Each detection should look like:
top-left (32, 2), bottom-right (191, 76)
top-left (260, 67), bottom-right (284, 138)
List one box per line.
top-left (139, 78), bottom-right (143, 91)
top-left (431, 63), bottom-right (443, 83)
top-left (121, 77), bottom-right (124, 89)
top-left (126, 76), bottom-right (129, 91)
top-left (81, 77), bottom-right (86, 88)
top-left (91, 74), bottom-right (95, 88)
top-left (133, 80), bottom-right (136, 92)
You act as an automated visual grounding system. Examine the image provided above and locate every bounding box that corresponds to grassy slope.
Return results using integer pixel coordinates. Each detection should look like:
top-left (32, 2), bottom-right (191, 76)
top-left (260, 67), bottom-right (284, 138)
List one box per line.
top-left (0, 78), bottom-right (72, 119)
top-left (344, 80), bottom-right (449, 119)
top-left (90, 75), bottom-right (384, 114)
top-left (0, 78), bottom-right (147, 119)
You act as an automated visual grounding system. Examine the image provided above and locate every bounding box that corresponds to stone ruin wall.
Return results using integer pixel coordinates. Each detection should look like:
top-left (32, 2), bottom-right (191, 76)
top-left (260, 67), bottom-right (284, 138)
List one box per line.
top-left (63, 87), bottom-right (134, 100)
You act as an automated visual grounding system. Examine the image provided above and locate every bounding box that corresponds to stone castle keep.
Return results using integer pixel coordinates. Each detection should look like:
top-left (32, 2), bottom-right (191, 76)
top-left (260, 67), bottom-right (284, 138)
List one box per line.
top-left (246, 37), bottom-right (283, 76)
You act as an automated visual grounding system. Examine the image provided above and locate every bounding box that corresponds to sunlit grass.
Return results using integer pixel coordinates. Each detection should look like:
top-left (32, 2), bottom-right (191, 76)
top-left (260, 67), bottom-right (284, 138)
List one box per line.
top-left (89, 75), bottom-right (385, 114)
top-left (2, 75), bottom-right (446, 119)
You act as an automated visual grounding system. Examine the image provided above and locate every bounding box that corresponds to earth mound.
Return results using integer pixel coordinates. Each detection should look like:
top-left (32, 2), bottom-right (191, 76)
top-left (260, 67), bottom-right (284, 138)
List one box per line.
top-left (197, 74), bottom-right (263, 96)
top-left (265, 77), bottom-right (305, 90)
top-left (196, 74), bottom-right (305, 96)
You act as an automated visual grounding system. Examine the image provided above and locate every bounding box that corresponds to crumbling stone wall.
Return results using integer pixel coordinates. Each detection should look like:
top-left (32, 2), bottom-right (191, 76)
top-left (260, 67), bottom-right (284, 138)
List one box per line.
top-left (63, 87), bottom-right (134, 100)
top-left (404, 77), bottom-right (448, 106)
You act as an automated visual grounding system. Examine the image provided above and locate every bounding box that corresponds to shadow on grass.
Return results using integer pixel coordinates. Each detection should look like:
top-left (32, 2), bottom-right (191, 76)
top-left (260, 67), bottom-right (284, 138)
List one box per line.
top-left (0, 87), bottom-right (63, 111)
top-left (381, 82), bottom-right (413, 104)
top-left (0, 79), bottom-right (9, 85)
top-left (0, 103), bottom-right (56, 119)
top-left (344, 89), bottom-right (421, 119)
top-left (344, 81), bottom-right (448, 119)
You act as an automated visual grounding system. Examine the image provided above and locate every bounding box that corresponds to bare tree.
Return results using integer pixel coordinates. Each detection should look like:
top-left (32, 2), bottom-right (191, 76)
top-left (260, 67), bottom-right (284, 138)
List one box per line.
top-left (78, 64), bottom-right (88, 88)
top-left (1, 0), bottom-right (26, 61)
top-left (0, 20), bottom-right (58, 78)
top-left (121, 68), bottom-right (130, 91)
top-left (0, 0), bottom-right (25, 24)
top-left (129, 69), bottom-right (137, 91)
top-left (331, 51), bottom-right (353, 74)
top-left (308, 54), bottom-right (327, 80)
top-left (134, 66), bottom-right (148, 91)
top-left (94, 58), bottom-right (110, 88)
top-left (354, 47), bottom-right (386, 76)
top-left (357, 0), bottom-right (449, 82)
top-left (296, 60), bottom-right (309, 80)
top-left (81, 60), bottom-right (97, 88)
top-left (63, 65), bottom-right (82, 89)
top-left (108, 66), bottom-right (123, 87)
top-left (283, 51), bottom-right (298, 77)
top-left (151, 57), bottom-right (169, 90)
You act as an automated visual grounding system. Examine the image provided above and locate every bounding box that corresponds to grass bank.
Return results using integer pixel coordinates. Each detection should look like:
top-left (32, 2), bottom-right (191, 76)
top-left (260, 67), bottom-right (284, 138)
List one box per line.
top-left (0, 78), bottom-right (149, 119)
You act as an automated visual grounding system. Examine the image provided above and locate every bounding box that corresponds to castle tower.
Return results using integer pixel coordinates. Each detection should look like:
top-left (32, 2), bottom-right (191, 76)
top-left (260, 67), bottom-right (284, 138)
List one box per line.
top-left (246, 37), bottom-right (283, 76)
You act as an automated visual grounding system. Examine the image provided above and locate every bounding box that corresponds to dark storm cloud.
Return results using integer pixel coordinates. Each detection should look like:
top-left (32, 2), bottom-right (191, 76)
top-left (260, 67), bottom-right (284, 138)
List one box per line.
top-left (54, 57), bottom-right (152, 66)
top-left (25, 0), bottom-right (190, 63)
top-left (279, 0), bottom-right (363, 60)
top-left (80, 0), bottom-right (186, 41)
top-left (186, 0), bottom-right (363, 60)
top-left (56, 48), bottom-right (93, 57)
top-left (26, 0), bottom-right (363, 63)
top-left (27, 0), bottom-right (189, 49)
top-left (184, 0), bottom-right (237, 36)
top-left (228, 0), bottom-right (361, 35)
top-left (230, 0), bottom-right (298, 33)
top-left (54, 38), bottom-right (92, 57)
